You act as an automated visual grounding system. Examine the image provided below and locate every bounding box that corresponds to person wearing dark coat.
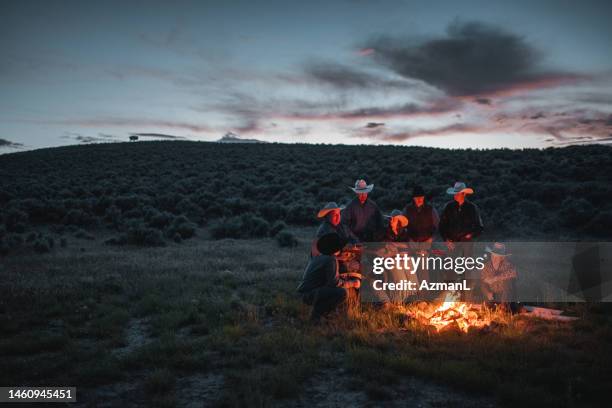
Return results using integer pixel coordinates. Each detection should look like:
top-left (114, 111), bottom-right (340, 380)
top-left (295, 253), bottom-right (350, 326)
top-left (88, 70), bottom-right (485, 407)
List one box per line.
top-left (316, 202), bottom-right (359, 244)
top-left (439, 182), bottom-right (484, 294)
top-left (341, 179), bottom-right (385, 242)
top-left (439, 182), bottom-right (484, 245)
top-left (297, 233), bottom-right (360, 322)
top-left (402, 185), bottom-right (439, 243)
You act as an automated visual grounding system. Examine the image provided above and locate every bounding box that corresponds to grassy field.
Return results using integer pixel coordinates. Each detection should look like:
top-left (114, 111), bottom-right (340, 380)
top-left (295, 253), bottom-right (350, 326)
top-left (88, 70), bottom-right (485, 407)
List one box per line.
top-left (1, 227), bottom-right (611, 407)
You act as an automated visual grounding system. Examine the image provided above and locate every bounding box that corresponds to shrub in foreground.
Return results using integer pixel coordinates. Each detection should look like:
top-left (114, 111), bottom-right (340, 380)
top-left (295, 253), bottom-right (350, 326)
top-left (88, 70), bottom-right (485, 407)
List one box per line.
top-left (276, 231), bottom-right (298, 248)
top-left (209, 213), bottom-right (270, 239)
top-left (165, 215), bottom-right (197, 239)
top-left (125, 221), bottom-right (165, 246)
top-left (269, 221), bottom-right (287, 237)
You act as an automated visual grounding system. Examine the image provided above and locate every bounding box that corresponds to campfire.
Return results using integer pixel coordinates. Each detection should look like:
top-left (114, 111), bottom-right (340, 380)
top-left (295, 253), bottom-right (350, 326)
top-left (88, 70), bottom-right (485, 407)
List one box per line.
top-left (406, 292), bottom-right (496, 333)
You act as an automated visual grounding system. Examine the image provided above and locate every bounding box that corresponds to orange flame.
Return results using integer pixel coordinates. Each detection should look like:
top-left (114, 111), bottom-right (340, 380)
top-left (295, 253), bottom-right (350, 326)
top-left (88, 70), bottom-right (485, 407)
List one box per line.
top-left (426, 292), bottom-right (492, 333)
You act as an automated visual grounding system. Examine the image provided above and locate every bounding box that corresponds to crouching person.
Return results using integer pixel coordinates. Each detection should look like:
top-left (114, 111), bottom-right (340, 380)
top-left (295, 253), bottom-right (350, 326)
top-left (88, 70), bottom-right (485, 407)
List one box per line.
top-left (481, 243), bottom-right (520, 313)
top-left (297, 233), bottom-right (360, 323)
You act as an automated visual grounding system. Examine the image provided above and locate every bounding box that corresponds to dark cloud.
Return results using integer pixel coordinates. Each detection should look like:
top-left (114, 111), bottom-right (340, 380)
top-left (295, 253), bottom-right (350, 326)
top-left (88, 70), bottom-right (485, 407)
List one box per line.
top-left (75, 135), bottom-right (106, 143)
top-left (305, 62), bottom-right (377, 88)
top-left (335, 98), bottom-right (459, 119)
top-left (0, 138), bottom-right (23, 148)
top-left (366, 122), bottom-right (385, 128)
top-left (365, 21), bottom-right (575, 96)
top-left (61, 132), bottom-right (117, 143)
top-left (376, 123), bottom-right (479, 142)
top-left (354, 121), bottom-right (480, 142)
top-left (514, 109), bottom-right (612, 142)
top-left (282, 98), bottom-right (460, 121)
top-left (474, 98), bottom-right (491, 105)
top-left (303, 62), bottom-right (416, 89)
top-left (130, 133), bottom-right (186, 139)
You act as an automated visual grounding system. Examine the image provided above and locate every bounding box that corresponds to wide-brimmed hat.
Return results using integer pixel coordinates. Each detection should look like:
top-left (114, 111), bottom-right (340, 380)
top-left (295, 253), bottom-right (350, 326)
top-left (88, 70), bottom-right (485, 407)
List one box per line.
top-left (350, 179), bottom-right (374, 194)
top-left (446, 181), bottom-right (474, 195)
top-left (412, 185), bottom-right (426, 198)
top-left (317, 202), bottom-right (344, 219)
top-left (486, 242), bottom-right (511, 256)
top-left (385, 209), bottom-right (409, 227)
top-left (316, 233), bottom-right (343, 255)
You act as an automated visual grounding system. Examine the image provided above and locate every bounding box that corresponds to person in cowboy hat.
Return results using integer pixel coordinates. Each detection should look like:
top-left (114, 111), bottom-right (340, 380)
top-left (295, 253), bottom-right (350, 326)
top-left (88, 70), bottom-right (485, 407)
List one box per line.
top-left (402, 185), bottom-right (439, 244)
top-left (481, 242), bottom-right (519, 311)
top-left (297, 233), bottom-right (361, 322)
top-left (316, 202), bottom-right (359, 244)
top-left (439, 181), bottom-right (484, 251)
top-left (342, 179), bottom-right (385, 242)
top-left (383, 209), bottom-right (410, 242)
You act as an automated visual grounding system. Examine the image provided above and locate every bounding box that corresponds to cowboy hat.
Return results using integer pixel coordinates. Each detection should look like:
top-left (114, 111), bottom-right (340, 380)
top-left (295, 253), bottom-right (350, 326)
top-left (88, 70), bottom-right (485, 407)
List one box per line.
top-left (485, 242), bottom-right (511, 256)
top-left (350, 179), bottom-right (374, 194)
top-left (446, 181), bottom-right (474, 195)
top-left (317, 202), bottom-right (344, 218)
top-left (385, 209), bottom-right (409, 228)
top-left (411, 185), bottom-right (426, 197)
top-left (316, 233), bottom-right (343, 255)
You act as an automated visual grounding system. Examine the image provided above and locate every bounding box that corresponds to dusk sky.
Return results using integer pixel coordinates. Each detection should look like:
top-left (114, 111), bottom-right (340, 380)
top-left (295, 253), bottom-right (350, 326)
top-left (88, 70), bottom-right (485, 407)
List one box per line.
top-left (1, 0), bottom-right (612, 151)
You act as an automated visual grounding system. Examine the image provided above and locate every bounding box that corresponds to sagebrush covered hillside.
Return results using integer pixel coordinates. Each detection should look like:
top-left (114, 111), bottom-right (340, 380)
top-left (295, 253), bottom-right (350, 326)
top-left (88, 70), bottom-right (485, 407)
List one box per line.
top-left (1, 141), bottom-right (611, 252)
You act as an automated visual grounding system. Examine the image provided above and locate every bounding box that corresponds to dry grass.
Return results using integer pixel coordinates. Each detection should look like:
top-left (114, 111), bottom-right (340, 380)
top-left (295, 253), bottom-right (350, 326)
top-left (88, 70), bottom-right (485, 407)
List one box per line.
top-left (1, 227), bottom-right (611, 407)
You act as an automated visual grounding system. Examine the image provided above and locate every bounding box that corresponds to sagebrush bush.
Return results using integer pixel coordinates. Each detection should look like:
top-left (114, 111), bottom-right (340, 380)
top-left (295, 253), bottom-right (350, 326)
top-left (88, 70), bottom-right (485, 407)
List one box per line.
top-left (33, 238), bottom-right (51, 253)
top-left (125, 221), bottom-right (165, 246)
top-left (1, 233), bottom-right (24, 253)
top-left (258, 202), bottom-right (288, 222)
top-left (276, 231), bottom-right (298, 248)
top-left (63, 209), bottom-right (96, 226)
top-left (146, 210), bottom-right (173, 229)
top-left (0, 238), bottom-right (8, 255)
top-left (165, 215), bottom-right (197, 239)
top-left (269, 220), bottom-right (287, 237)
top-left (5, 209), bottom-right (28, 233)
top-left (74, 228), bottom-right (95, 240)
top-left (209, 217), bottom-right (242, 239)
top-left (239, 213), bottom-right (270, 237)
top-left (209, 213), bottom-right (270, 239)
top-left (1, 142), bottom-right (612, 242)
top-left (104, 205), bottom-right (122, 229)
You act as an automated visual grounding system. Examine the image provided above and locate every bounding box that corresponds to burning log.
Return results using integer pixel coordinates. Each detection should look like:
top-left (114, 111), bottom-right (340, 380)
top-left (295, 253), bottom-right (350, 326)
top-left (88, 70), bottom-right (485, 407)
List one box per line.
top-left (425, 292), bottom-right (493, 332)
top-left (404, 295), bottom-right (580, 334)
top-left (405, 292), bottom-right (497, 333)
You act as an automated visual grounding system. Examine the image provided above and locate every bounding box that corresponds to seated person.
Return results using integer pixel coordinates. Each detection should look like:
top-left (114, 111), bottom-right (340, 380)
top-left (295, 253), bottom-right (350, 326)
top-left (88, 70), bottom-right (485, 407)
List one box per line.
top-left (481, 243), bottom-right (519, 311)
top-left (297, 233), bottom-right (361, 322)
top-left (312, 201), bottom-right (358, 256)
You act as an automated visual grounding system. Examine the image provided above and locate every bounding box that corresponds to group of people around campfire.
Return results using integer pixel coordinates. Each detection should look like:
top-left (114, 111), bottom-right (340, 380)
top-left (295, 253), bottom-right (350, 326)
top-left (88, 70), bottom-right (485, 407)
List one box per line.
top-left (297, 178), bottom-right (518, 322)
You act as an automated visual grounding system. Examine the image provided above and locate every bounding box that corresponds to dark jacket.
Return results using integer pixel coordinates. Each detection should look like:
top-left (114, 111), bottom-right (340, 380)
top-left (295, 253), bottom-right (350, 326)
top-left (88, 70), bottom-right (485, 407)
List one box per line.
top-left (439, 200), bottom-right (484, 242)
top-left (341, 197), bottom-right (384, 242)
top-left (402, 203), bottom-right (439, 241)
top-left (297, 255), bottom-right (339, 294)
top-left (316, 220), bottom-right (359, 246)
